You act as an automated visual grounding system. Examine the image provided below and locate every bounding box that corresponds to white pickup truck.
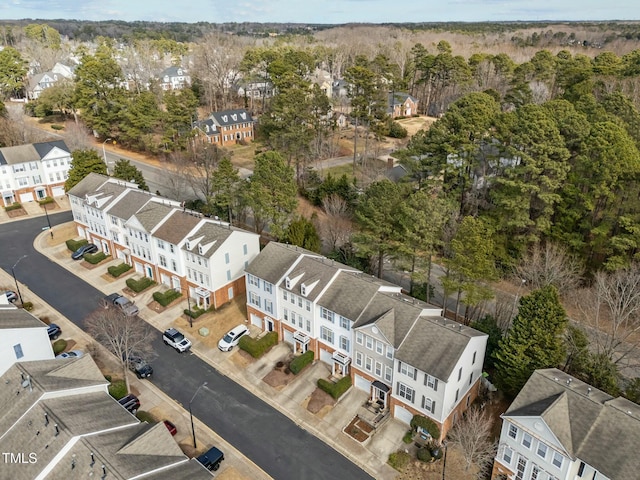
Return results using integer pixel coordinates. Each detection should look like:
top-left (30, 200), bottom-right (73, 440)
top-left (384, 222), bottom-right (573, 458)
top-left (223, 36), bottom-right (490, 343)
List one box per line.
top-left (102, 293), bottom-right (139, 317)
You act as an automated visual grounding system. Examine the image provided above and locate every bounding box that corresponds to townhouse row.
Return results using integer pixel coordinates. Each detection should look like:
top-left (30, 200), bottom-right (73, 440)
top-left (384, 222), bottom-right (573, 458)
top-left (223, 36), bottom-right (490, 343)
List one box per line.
top-left (244, 242), bottom-right (488, 439)
top-left (68, 173), bottom-right (261, 309)
top-left (0, 140), bottom-right (72, 206)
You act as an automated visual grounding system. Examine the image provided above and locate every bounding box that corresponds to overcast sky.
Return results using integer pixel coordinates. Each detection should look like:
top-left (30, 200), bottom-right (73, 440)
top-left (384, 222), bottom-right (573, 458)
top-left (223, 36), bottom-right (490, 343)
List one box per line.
top-left (1, 0), bottom-right (639, 24)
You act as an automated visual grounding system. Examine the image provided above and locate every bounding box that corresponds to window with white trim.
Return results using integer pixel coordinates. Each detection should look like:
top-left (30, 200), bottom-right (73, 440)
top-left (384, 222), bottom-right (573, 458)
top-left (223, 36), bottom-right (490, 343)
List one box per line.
top-left (386, 345), bottom-right (394, 359)
top-left (522, 432), bottom-right (532, 449)
top-left (508, 424), bottom-right (518, 439)
top-left (356, 331), bottom-right (364, 345)
top-left (263, 281), bottom-right (272, 293)
top-left (320, 326), bottom-right (334, 344)
top-left (248, 274), bottom-right (260, 287)
top-left (365, 356), bottom-right (372, 372)
top-left (536, 442), bottom-right (547, 459)
top-left (340, 316), bottom-right (350, 330)
top-left (374, 361), bottom-right (382, 377)
top-left (502, 447), bottom-right (513, 465)
top-left (384, 366), bottom-right (392, 382)
top-left (264, 299), bottom-right (273, 314)
top-left (248, 292), bottom-right (261, 308)
top-left (283, 308), bottom-right (289, 321)
top-left (375, 340), bottom-right (383, 355)
top-left (397, 382), bottom-right (415, 403)
top-left (400, 363), bottom-right (415, 378)
top-left (365, 336), bottom-right (373, 350)
top-left (552, 452), bottom-right (563, 469)
top-left (320, 307), bottom-right (335, 323)
top-left (340, 336), bottom-right (349, 351)
top-left (355, 351), bottom-right (363, 367)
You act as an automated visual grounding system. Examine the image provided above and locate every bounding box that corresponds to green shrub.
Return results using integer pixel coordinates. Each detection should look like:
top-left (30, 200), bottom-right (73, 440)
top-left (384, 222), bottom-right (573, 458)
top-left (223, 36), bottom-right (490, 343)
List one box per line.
top-left (290, 350), bottom-right (314, 374)
top-left (108, 263), bottom-right (132, 277)
top-left (153, 289), bottom-right (182, 307)
top-left (417, 447), bottom-right (433, 463)
top-left (84, 251), bottom-right (107, 264)
top-left (22, 302), bottom-right (34, 311)
top-left (51, 124), bottom-right (64, 130)
top-left (317, 376), bottom-right (352, 399)
top-left (410, 415), bottom-right (440, 440)
top-left (4, 202), bottom-right (22, 212)
top-left (66, 238), bottom-right (88, 252)
top-left (184, 307), bottom-right (206, 319)
top-left (52, 339), bottom-right (67, 355)
top-left (108, 379), bottom-right (127, 400)
top-left (402, 430), bottom-right (413, 444)
top-left (38, 196), bottom-right (54, 205)
top-left (388, 121), bottom-right (408, 138)
top-left (136, 410), bottom-right (156, 423)
top-left (126, 276), bottom-right (156, 293)
top-left (239, 331), bottom-right (278, 358)
top-left (388, 451), bottom-right (411, 471)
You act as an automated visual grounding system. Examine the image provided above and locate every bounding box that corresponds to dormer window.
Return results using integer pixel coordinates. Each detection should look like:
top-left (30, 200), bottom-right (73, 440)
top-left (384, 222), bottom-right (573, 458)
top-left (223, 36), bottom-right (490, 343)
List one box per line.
top-left (222, 115), bottom-right (228, 122)
top-left (240, 112), bottom-right (246, 119)
top-left (301, 284), bottom-right (307, 297)
top-left (231, 114), bottom-right (238, 121)
top-left (186, 241), bottom-right (191, 250)
top-left (285, 277), bottom-right (291, 289)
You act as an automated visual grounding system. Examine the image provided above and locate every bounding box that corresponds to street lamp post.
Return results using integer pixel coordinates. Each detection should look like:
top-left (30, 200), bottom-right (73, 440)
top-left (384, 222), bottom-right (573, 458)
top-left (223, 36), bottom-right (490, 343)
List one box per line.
top-left (11, 255), bottom-right (28, 305)
top-left (43, 202), bottom-right (53, 238)
top-left (189, 382), bottom-right (208, 449)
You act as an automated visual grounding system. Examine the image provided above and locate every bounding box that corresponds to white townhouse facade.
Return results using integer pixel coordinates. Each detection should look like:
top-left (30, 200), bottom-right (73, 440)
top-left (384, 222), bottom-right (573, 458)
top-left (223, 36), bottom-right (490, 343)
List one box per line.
top-left (245, 242), bottom-right (488, 438)
top-left (67, 173), bottom-right (260, 309)
top-left (0, 303), bottom-right (54, 376)
top-left (158, 66), bottom-right (191, 90)
top-left (0, 141), bottom-right (72, 206)
top-left (492, 368), bottom-right (640, 480)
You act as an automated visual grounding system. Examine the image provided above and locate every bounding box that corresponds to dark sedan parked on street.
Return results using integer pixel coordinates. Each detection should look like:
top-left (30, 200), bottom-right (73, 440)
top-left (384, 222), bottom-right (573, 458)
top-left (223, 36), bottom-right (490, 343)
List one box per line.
top-left (71, 243), bottom-right (98, 260)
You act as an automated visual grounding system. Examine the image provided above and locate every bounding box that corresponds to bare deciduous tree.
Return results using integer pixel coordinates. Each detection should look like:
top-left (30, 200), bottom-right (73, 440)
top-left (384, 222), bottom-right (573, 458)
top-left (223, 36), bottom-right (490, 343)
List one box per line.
top-left (573, 263), bottom-right (640, 368)
top-left (448, 407), bottom-right (496, 477)
top-left (85, 307), bottom-right (154, 393)
top-left (321, 194), bottom-right (352, 251)
top-left (514, 242), bottom-right (583, 297)
top-left (63, 120), bottom-right (93, 151)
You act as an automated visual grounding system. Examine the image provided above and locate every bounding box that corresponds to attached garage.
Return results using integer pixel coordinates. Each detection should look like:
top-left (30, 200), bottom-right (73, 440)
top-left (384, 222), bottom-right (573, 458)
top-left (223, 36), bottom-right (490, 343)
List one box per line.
top-left (394, 405), bottom-right (414, 425)
top-left (19, 192), bottom-right (35, 203)
top-left (250, 313), bottom-right (262, 328)
top-left (354, 374), bottom-right (371, 392)
top-left (283, 329), bottom-right (294, 346)
top-left (51, 186), bottom-right (65, 197)
top-left (319, 348), bottom-right (332, 365)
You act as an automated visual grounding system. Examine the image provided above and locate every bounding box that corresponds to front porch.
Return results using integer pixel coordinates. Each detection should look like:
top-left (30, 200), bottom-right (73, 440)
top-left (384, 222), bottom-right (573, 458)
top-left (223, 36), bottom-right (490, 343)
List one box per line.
top-left (356, 380), bottom-right (391, 429)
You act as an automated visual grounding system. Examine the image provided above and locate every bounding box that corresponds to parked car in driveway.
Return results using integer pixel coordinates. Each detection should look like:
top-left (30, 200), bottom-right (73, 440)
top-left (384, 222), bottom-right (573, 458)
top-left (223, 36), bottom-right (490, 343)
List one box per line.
top-left (196, 446), bottom-right (224, 471)
top-left (56, 350), bottom-right (84, 359)
top-left (47, 323), bottom-right (62, 340)
top-left (163, 420), bottom-right (177, 436)
top-left (71, 243), bottom-right (98, 260)
top-left (117, 394), bottom-right (140, 414)
top-left (1, 290), bottom-right (17, 303)
top-left (102, 293), bottom-right (139, 316)
top-left (128, 356), bottom-right (153, 378)
top-left (218, 324), bottom-right (249, 352)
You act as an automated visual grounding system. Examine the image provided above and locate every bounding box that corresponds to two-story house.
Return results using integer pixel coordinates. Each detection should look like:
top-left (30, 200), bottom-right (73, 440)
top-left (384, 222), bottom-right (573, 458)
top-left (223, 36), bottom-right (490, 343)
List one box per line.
top-left (244, 242), bottom-right (488, 438)
top-left (158, 66), bottom-right (191, 90)
top-left (492, 368), bottom-right (640, 480)
top-left (388, 92), bottom-right (419, 118)
top-left (193, 109), bottom-right (255, 147)
top-left (0, 141), bottom-right (72, 206)
top-left (67, 173), bottom-right (261, 309)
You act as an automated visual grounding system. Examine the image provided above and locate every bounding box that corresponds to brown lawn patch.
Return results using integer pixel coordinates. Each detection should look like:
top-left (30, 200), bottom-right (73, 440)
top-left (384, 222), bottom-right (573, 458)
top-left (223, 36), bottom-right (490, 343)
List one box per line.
top-left (395, 444), bottom-right (478, 480)
top-left (6, 208), bottom-right (27, 218)
top-left (216, 466), bottom-right (253, 480)
top-left (306, 387), bottom-right (335, 414)
top-left (345, 416), bottom-right (369, 443)
top-left (262, 366), bottom-right (296, 390)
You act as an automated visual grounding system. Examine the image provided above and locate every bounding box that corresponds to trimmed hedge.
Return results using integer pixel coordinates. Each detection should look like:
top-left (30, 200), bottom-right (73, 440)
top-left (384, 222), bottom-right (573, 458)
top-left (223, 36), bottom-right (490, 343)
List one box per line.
top-left (38, 196), bottom-right (54, 205)
top-left (184, 307), bottom-right (206, 319)
top-left (136, 410), bottom-right (156, 423)
top-left (51, 124), bottom-right (64, 130)
top-left (22, 302), bottom-right (34, 311)
top-left (52, 339), bottom-right (67, 355)
top-left (388, 451), bottom-right (412, 471)
top-left (417, 447), bottom-right (433, 463)
top-left (239, 331), bottom-right (278, 358)
top-left (153, 289), bottom-right (182, 307)
top-left (108, 379), bottom-right (127, 400)
top-left (66, 238), bottom-right (88, 252)
top-left (126, 276), bottom-right (156, 293)
top-left (290, 350), bottom-right (314, 374)
top-left (84, 251), bottom-right (108, 264)
top-left (317, 376), bottom-right (352, 400)
top-left (410, 415), bottom-right (440, 440)
top-left (4, 202), bottom-right (22, 212)
top-left (108, 263), bottom-right (132, 277)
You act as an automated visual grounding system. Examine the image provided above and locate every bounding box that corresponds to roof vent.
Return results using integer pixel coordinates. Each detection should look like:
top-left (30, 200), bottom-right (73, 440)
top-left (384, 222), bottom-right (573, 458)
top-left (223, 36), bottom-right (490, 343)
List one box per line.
top-left (44, 413), bottom-right (49, 426)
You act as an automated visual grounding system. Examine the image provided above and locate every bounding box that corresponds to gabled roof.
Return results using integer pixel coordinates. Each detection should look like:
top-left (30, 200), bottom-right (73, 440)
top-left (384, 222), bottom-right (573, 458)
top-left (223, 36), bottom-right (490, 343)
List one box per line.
top-left (388, 91), bottom-right (417, 106)
top-left (280, 256), bottom-right (350, 302)
top-left (153, 209), bottom-right (201, 245)
top-left (505, 368), bottom-right (640, 480)
top-left (0, 140), bottom-right (70, 166)
top-left (131, 201), bottom-right (174, 232)
top-left (66, 172), bottom-right (110, 198)
top-left (245, 242), bottom-right (321, 285)
top-left (209, 108), bottom-right (254, 127)
top-left (0, 304), bottom-right (48, 329)
top-left (317, 271), bottom-right (384, 321)
top-left (184, 220), bottom-right (237, 259)
top-left (395, 316), bottom-right (485, 380)
top-left (106, 189), bottom-right (155, 220)
top-left (160, 65), bottom-right (187, 78)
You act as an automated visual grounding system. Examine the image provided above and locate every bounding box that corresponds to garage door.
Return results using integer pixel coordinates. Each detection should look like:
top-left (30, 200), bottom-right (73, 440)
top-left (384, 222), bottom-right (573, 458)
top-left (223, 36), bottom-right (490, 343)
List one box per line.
top-left (354, 374), bottom-right (370, 392)
top-left (319, 348), bottom-right (332, 365)
top-left (52, 186), bottom-right (65, 197)
top-left (250, 313), bottom-right (262, 328)
top-left (394, 405), bottom-right (414, 425)
top-left (283, 329), bottom-right (294, 346)
top-left (19, 192), bottom-right (35, 203)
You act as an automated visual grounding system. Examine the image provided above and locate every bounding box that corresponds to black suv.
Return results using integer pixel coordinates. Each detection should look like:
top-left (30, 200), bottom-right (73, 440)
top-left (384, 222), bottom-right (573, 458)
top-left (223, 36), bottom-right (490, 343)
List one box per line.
top-left (117, 394), bottom-right (140, 414)
top-left (196, 446), bottom-right (224, 471)
top-left (128, 357), bottom-right (153, 379)
top-left (47, 324), bottom-right (62, 340)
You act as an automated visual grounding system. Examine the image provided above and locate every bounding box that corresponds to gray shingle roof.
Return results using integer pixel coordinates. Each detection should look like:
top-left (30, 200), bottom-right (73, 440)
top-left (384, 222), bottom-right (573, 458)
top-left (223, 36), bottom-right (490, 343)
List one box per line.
top-left (281, 256), bottom-right (347, 301)
top-left (395, 316), bottom-right (485, 380)
top-left (132, 201), bottom-right (174, 232)
top-left (318, 271), bottom-right (382, 321)
top-left (184, 220), bottom-right (236, 258)
top-left (505, 369), bottom-right (640, 480)
top-left (245, 242), bottom-right (321, 285)
top-left (154, 209), bottom-right (201, 245)
top-left (106, 189), bottom-right (155, 220)
top-left (0, 305), bottom-right (48, 329)
top-left (0, 140), bottom-right (69, 166)
top-left (209, 108), bottom-right (253, 127)
top-left (66, 172), bottom-right (110, 198)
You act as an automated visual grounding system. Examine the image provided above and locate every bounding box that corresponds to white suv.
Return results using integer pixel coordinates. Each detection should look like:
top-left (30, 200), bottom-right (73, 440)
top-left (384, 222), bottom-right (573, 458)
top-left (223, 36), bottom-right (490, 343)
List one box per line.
top-left (218, 324), bottom-right (249, 352)
top-left (163, 328), bottom-right (192, 353)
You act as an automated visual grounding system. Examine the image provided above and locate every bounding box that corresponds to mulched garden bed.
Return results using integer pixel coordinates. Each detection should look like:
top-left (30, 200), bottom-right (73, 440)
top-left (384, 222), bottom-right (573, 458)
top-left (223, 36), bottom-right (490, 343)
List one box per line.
top-left (344, 416), bottom-right (370, 443)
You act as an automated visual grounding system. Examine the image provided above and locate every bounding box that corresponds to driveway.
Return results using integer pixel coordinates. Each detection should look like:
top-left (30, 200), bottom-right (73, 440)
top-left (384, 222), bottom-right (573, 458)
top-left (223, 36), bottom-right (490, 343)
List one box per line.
top-left (0, 211), bottom-right (374, 480)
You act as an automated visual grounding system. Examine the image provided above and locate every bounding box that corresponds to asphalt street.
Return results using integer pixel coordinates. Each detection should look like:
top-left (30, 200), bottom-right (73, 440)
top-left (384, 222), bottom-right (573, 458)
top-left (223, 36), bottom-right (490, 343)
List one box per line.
top-left (0, 212), bottom-right (373, 480)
